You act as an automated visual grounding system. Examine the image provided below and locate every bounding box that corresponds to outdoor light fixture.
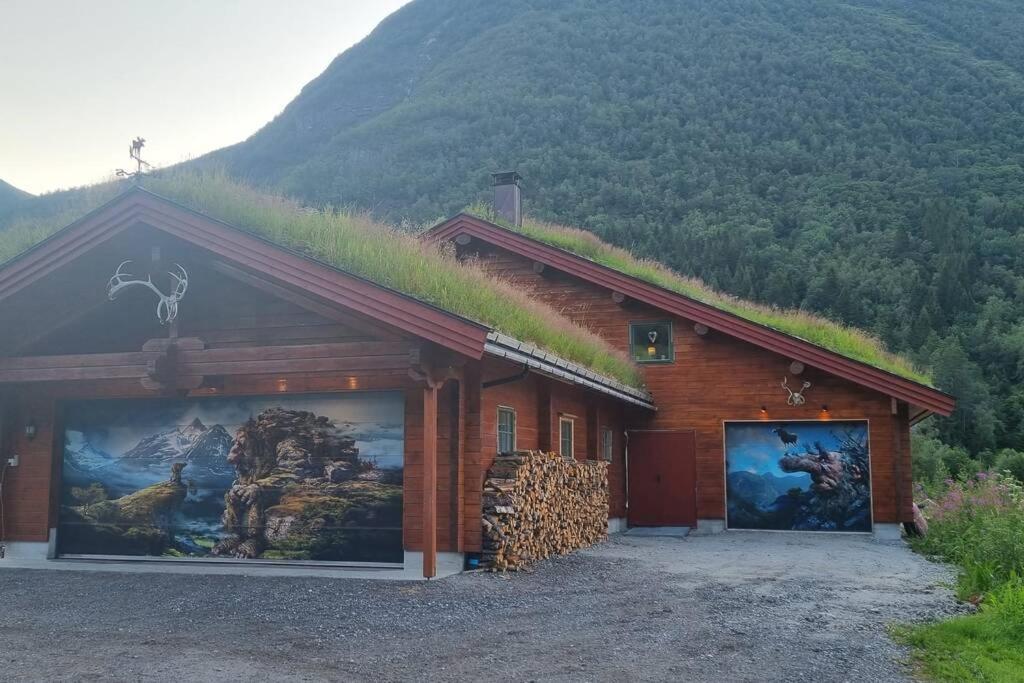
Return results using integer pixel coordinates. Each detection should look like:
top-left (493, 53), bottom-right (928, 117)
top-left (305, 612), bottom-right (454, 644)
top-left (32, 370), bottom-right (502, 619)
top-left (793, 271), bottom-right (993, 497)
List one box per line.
top-left (24, 419), bottom-right (37, 441)
top-left (760, 405), bottom-right (768, 416)
top-left (276, 378), bottom-right (288, 393)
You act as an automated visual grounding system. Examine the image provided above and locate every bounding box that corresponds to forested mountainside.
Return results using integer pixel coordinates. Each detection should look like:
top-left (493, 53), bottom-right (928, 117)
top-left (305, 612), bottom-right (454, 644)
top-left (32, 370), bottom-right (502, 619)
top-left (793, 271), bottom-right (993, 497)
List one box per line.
top-left (199, 0), bottom-right (1024, 458)
top-left (5, 0), bottom-right (1023, 462)
top-left (0, 180), bottom-right (30, 214)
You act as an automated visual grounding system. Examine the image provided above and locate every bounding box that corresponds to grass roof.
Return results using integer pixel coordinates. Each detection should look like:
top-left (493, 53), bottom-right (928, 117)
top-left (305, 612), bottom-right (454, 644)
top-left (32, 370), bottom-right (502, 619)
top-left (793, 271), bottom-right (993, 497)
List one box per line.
top-left (465, 205), bottom-right (931, 386)
top-left (0, 171), bottom-right (641, 387)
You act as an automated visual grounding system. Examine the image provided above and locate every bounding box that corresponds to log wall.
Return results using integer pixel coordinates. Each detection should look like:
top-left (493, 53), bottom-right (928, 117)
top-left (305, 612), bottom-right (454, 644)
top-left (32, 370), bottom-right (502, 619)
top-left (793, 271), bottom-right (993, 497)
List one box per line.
top-left (466, 243), bottom-right (914, 524)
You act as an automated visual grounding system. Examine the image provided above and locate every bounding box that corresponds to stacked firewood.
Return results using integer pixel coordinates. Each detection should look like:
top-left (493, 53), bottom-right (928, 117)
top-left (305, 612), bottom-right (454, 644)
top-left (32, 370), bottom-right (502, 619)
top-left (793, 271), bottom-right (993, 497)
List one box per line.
top-left (482, 450), bottom-right (609, 571)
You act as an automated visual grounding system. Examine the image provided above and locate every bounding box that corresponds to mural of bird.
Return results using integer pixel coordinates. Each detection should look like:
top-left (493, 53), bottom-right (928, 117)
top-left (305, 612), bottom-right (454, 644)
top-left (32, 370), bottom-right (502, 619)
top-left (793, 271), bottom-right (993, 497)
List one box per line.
top-left (772, 426), bottom-right (799, 446)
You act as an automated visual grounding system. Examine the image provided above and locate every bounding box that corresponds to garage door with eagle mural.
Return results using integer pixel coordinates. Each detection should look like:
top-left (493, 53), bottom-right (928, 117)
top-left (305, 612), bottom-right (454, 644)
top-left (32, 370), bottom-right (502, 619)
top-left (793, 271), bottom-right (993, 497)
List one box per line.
top-left (725, 421), bottom-right (872, 532)
top-left (57, 392), bottom-right (405, 563)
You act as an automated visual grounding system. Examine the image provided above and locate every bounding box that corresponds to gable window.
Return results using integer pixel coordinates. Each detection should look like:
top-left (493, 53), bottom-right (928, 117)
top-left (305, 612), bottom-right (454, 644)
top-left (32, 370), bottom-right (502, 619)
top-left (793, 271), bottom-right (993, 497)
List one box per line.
top-left (601, 427), bottom-right (614, 462)
top-left (497, 406), bottom-right (517, 454)
top-left (630, 321), bottom-right (673, 363)
top-left (559, 416), bottom-right (575, 457)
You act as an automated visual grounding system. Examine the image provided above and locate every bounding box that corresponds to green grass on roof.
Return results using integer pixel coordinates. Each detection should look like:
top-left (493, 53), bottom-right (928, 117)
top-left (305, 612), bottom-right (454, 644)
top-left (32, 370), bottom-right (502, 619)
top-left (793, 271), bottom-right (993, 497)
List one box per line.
top-left (466, 204), bottom-right (931, 386)
top-left (0, 171), bottom-right (641, 388)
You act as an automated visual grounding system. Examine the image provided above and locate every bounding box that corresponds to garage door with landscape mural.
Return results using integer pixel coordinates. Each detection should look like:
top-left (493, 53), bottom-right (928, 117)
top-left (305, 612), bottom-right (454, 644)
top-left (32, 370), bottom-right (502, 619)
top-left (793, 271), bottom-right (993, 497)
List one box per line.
top-left (725, 421), bottom-right (871, 532)
top-left (58, 392), bottom-right (404, 563)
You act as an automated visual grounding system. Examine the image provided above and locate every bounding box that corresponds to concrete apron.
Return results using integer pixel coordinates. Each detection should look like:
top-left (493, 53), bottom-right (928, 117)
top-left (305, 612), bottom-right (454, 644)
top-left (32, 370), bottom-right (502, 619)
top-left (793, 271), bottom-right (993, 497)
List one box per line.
top-left (0, 545), bottom-right (465, 581)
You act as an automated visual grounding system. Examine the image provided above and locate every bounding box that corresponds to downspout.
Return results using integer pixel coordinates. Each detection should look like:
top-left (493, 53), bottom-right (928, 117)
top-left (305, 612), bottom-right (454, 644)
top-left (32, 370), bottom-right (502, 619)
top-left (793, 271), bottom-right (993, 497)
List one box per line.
top-left (481, 365), bottom-right (529, 389)
top-left (623, 430), bottom-right (630, 521)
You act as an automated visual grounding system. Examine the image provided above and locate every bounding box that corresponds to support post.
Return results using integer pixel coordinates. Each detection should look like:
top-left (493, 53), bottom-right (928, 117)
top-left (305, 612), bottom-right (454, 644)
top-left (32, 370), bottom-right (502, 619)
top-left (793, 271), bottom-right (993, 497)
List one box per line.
top-left (423, 382), bottom-right (438, 579)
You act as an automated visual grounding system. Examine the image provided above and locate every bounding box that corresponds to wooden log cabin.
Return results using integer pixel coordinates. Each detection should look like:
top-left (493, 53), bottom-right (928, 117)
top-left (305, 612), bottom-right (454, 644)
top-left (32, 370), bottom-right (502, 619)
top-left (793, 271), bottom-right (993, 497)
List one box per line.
top-left (424, 174), bottom-right (955, 539)
top-left (0, 173), bottom-right (954, 577)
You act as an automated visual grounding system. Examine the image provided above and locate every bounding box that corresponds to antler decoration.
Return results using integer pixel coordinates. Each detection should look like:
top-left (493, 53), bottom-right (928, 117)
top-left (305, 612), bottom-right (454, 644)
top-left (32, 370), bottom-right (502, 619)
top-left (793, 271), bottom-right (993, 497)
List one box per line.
top-left (107, 260), bottom-right (189, 325)
top-left (782, 376), bottom-right (811, 406)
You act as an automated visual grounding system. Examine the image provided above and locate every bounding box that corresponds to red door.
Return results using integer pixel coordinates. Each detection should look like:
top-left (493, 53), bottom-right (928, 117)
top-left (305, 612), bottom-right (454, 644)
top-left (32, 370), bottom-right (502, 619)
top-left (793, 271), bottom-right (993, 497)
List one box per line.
top-left (628, 430), bottom-right (697, 527)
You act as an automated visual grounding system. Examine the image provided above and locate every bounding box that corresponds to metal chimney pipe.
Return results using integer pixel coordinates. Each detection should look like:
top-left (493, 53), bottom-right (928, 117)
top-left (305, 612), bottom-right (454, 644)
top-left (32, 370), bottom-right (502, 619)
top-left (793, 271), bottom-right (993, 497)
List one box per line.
top-left (491, 171), bottom-right (522, 227)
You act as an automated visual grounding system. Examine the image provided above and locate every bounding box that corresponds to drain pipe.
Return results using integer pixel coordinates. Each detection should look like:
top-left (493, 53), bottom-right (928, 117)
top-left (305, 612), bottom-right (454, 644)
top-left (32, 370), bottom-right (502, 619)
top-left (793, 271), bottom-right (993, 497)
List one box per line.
top-left (481, 365), bottom-right (530, 389)
top-left (623, 430), bottom-right (630, 518)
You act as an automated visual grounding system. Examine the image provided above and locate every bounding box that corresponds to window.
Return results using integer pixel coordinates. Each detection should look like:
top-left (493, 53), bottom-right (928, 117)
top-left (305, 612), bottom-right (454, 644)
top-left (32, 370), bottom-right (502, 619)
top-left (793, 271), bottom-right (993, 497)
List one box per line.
top-left (559, 416), bottom-right (575, 457)
top-left (601, 427), bottom-right (614, 462)
top-left (629, 321), bottom-right (673, 363)
top-left (497, 406), bottom-right (516, 454)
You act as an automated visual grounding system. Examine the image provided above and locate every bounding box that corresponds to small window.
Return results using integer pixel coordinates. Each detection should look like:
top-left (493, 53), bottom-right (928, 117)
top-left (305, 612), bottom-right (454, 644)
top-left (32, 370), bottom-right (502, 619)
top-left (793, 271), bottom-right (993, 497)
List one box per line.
top-left (601, 427), bottom-right (614, 462)
top-left (630, 321), bottom-right (673, 363)
top-left (559, 416), bottom-right (575, 457)
top-left (497, 406), bottom-right (516, 454)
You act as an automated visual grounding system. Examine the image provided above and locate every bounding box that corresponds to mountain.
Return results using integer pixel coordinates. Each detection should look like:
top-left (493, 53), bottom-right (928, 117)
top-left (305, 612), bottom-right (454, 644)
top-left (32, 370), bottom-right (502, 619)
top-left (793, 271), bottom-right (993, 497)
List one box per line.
top-left (728, 471), bottom-right (811, 509)
top-left (121, 418), bottom-right (234, 476)
top-left (0, 179), bottom-right (31, 214)
top-left (64, 430), bottom-right (117, 473)
top-left (199, 0), bottom-right (1023, 456)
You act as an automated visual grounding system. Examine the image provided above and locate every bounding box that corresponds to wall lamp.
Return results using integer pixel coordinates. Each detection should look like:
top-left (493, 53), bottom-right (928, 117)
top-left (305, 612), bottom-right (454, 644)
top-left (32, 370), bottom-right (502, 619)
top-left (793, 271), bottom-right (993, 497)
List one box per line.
top-left (24, 419), bottom-right (37, 441)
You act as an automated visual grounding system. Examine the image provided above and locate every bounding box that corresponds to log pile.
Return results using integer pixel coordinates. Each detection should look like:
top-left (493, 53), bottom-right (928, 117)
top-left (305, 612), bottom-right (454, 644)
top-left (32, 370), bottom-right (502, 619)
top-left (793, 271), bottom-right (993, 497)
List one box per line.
top-left (482, 450), bottom-right (609, 571)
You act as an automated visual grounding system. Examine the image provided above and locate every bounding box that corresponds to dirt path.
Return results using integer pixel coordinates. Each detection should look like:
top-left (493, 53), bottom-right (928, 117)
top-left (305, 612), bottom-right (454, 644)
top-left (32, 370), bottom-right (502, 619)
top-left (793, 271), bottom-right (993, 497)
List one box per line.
top-left (0, 532), bottom-right (959, 682)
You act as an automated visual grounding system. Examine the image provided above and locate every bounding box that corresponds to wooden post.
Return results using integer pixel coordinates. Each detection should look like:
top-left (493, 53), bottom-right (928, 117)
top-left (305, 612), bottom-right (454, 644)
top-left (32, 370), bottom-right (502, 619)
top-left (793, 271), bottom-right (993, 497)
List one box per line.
top-left (423, 382), bottom-right (438, 578)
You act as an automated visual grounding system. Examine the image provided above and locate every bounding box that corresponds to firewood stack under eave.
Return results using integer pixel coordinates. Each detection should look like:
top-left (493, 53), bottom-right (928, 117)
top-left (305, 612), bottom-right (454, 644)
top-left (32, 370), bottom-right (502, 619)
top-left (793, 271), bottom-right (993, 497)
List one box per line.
top-left (482, 450), bottom-right (609, 571)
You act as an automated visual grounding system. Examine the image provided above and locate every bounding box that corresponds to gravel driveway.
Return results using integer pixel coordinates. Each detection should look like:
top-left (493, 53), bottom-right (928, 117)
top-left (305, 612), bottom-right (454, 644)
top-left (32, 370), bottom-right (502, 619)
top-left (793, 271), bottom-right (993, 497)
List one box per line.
top-left (0, 532), bottom-right (959, 682)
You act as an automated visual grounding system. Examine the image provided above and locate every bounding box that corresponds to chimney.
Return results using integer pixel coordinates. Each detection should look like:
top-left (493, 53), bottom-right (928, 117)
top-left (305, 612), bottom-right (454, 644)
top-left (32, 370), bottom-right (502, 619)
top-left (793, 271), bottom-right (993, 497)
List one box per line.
top-left (492, 171), bottom-right (522, 227)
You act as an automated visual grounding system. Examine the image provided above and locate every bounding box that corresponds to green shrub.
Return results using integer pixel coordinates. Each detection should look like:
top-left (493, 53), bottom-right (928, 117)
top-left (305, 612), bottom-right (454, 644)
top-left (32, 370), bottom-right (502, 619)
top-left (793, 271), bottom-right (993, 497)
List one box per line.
top-left (994, 449), bottom-right (1024, 483)
top-left (912, 432), bottom-right (978, 491)
top-left (913, 472), bottom-right (1024, 601)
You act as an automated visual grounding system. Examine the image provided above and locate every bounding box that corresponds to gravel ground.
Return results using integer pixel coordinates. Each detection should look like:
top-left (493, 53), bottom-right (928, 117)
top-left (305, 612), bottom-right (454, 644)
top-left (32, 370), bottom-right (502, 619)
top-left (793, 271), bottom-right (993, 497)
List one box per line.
top-left (0, 532), bottom-right (962, 682)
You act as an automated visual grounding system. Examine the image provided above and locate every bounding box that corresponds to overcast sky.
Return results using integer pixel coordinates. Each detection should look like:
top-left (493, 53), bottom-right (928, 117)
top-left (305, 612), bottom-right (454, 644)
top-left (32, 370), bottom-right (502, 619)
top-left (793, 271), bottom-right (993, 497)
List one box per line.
top-left (0, 1), bottom-right (410, 195)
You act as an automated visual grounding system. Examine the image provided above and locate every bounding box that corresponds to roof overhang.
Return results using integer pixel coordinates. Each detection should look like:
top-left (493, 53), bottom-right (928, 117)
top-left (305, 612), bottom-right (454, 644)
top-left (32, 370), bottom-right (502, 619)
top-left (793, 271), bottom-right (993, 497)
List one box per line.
top-left (425, 213), bottom-right (956, 417)
top-left (484, 332), bottom-right (655, 410)
top-left (0, 188), bottom-right (490, 360)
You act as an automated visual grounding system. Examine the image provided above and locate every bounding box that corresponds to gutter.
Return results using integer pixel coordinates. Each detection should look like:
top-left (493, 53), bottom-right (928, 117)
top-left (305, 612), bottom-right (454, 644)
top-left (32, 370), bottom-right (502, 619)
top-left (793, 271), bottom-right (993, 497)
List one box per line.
top-left (483, 332), bottom-right (655, 411)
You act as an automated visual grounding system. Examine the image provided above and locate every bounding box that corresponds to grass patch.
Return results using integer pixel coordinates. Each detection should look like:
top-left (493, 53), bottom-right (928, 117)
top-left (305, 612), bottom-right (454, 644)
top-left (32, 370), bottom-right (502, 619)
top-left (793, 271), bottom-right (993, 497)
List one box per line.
top-left (465, 204), bottom-right (931, 385)
top-left (0, 171), bottom-right (641, 387)
top-left (898, 472), bottom-right (1024, 681)
top-left (894, 580), bottom-right (1024, 682)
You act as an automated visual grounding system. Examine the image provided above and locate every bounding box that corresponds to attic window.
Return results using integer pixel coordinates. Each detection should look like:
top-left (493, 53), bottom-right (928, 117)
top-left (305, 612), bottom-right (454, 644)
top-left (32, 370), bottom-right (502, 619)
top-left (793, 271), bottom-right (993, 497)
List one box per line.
top-left (630, 321), bottom-right (673, 363)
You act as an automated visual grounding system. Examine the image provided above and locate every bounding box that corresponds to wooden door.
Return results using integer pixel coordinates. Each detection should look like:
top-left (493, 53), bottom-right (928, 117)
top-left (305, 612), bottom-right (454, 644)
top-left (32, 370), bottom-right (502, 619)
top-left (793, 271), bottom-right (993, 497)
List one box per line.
top-left (627, 430), bottom-right (697, 527)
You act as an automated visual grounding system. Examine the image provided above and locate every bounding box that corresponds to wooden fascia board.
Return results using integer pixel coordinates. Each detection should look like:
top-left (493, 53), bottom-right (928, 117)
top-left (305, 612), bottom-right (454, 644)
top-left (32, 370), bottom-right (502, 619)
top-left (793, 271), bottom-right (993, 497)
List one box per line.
top-left (131, 197), bottom-right (488, 360)
top-left (0, 191), bottom-right (489, 361)
top-left (427, 215), bottom-right (955, 416)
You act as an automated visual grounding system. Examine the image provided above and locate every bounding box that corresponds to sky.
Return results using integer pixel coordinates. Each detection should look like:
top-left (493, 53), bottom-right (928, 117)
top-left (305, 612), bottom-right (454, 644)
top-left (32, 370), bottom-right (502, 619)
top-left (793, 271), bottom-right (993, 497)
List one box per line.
top-left (0, 0), bottom-right (410, 195)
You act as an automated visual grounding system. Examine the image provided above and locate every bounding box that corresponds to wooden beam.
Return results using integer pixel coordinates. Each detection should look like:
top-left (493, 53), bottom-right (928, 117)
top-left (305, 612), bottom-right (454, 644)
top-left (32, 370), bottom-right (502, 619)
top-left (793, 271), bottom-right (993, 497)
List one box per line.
top-left (423, 381), bottom-right (439, 579)
top-left (0, 341), bottom-right (418, 384)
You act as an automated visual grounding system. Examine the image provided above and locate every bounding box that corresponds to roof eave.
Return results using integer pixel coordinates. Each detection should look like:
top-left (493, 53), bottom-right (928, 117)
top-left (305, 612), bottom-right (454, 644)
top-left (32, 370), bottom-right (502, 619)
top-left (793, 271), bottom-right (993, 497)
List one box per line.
top-left (484, 331), bottom-right (655, 410)
top-left (426, 213), bottom-right (955, 417)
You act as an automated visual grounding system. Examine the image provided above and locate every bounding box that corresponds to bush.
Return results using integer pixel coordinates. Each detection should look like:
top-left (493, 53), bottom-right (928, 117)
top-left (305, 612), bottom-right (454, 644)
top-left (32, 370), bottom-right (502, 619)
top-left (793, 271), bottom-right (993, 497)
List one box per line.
top-left (913, 472), bottom-right (1024, 600)
top-left (994, 449), bottom-right (1024, 483)
top-left (912, 432), bottom-right (980, 491)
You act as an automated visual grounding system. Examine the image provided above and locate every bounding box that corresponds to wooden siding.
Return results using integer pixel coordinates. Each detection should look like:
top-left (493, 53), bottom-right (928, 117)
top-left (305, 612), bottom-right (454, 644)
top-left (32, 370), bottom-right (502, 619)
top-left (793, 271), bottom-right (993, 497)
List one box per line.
top-left (466, 243), bottom-right (914, 524)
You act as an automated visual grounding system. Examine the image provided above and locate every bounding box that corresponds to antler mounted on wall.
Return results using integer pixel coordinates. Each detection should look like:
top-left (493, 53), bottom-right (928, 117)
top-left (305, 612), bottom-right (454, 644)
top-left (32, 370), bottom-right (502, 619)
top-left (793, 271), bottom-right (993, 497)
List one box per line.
top-left (782, 376), bottom-right (811, 406)
top-left (107, 260), bottom-right (189, 325)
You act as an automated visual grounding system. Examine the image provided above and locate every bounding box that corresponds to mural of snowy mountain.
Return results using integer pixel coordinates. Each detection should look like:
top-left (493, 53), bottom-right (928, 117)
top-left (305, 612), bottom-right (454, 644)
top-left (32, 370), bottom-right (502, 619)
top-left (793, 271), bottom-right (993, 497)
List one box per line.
top-left (121, 417), bottom-right (233, 473)
top-left (64, 430), bottom-right (116, 473)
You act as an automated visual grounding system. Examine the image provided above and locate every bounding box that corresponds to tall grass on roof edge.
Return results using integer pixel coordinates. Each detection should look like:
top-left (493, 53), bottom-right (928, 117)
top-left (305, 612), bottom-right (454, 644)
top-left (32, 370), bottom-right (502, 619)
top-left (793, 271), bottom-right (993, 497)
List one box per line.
top-left (0, 170), bottom-right (642, 388)
top-left (464, 204), bottom-right (931, 386)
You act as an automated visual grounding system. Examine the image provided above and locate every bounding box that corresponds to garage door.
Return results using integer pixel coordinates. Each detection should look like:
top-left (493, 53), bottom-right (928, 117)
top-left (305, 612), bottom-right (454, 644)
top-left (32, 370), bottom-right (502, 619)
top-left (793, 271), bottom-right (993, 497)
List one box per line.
top-left (725, 420), bottom-right (871, 532)
top-left (58, 391), bottom-right (404, 563)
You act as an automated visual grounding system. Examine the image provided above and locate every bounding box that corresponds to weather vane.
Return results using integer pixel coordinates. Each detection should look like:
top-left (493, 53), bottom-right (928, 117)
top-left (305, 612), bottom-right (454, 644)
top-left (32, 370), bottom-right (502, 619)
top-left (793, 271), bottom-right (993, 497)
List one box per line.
top-left (116, 136), bottom-right (152, 182)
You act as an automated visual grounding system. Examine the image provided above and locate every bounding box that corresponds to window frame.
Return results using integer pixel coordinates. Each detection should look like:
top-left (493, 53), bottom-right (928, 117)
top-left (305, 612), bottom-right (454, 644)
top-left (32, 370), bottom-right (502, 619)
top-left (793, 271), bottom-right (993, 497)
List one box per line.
top-left (601, 426), bottom-right (614, 462)
top-left (497, 405), bottom-right (517, 454)
top-left (628, 320), bottom-right (675, 364)
top-left (559, 415), bottom-right (575, 458)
